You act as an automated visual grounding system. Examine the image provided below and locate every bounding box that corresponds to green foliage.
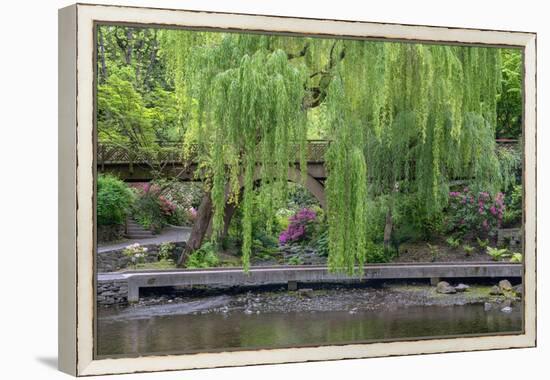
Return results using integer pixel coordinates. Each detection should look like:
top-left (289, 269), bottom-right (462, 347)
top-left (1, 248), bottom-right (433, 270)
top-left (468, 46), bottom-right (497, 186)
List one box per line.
top-left (509, 252), bottom-right (523, 263)
top-left (365, 241), bottom-right (396, 263)
top-left (463, 244), bottom-right (475, 256)
top-left (158, 242), bottom-right (175, 261)
top-left (502, 184), bottom-right (523, 227)
top-left (393, 193), bottom-right (443, 243)
top-left (97, 174), bottom-right (135, 225)
top-left (427, 243), bottom-right (439, 262)
top-left (130, 183), bottom-right (178, 232)
top-left (324, 73), bottom-right (368, 274)
top-left (287, 256), bottom-right (304, 265)
top-left (497, 146), bottom-right (522, 191)
top-left (496, 49), bottom-right (523, 139)
top-left (476, 237), bottom-right (489, 250)
top-left (132, 193), bottom-right (165, 232)
top-left (186, 241), bottom-right (220, 268)
top-left (486, 246), bottom-right (509, 261)
top-left (446, 236), bottom-right (461, 248)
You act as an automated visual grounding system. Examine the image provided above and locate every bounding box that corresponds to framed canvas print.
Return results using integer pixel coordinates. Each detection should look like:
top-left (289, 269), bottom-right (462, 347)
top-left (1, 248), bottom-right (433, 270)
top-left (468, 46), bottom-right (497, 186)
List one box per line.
top-left (58, 3), bottom-right (537, 376)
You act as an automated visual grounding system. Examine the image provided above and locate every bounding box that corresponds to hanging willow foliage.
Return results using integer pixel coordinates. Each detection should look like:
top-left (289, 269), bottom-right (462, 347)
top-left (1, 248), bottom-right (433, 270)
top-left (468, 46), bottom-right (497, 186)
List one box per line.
top-left (163, 29), bottom-right (509, 274)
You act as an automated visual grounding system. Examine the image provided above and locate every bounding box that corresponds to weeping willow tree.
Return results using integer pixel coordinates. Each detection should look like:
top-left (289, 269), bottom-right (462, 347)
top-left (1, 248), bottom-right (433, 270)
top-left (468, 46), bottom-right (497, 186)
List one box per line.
top-left (162, 29), bottom-right (509, 273)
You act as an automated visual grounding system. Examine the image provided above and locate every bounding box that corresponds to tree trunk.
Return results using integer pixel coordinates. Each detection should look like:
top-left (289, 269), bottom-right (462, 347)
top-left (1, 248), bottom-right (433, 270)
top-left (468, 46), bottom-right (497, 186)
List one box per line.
top-left (98, 28), bottom-right (107, 83)
top-left (383, 206), bottom-right (393, 250)
top-left (176, 192), bottom-right (213, 267)
top-left (125, 29), bottom-right (133, 65)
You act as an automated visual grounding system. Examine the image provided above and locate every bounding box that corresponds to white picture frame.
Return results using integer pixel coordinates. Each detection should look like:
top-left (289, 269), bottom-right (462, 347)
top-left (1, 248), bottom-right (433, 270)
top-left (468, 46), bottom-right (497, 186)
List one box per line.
top-left (58, 3), bottom-right (537, 376)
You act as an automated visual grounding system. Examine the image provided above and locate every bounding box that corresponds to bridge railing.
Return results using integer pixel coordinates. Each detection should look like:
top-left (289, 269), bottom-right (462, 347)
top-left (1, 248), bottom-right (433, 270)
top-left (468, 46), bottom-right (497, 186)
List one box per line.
top-left (97, 140), bottom-right (331, 167)
top-left (97, 139), bottom-right (518, 167)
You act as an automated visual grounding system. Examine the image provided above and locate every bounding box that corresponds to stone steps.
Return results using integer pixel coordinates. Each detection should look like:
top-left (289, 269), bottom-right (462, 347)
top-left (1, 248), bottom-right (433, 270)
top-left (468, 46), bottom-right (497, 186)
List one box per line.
top-left (125, 218), bottom-right (155, 239)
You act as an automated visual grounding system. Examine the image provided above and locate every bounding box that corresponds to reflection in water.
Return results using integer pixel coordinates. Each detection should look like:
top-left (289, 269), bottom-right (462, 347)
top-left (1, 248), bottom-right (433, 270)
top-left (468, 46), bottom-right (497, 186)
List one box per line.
top-left (97, 303), bottom-right (522, 357)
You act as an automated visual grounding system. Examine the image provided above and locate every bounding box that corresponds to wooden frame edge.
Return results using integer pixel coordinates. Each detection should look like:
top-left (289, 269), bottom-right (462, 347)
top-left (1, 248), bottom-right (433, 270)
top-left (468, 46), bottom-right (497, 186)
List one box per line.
top-left (58, 4), bottom-right (78, 377)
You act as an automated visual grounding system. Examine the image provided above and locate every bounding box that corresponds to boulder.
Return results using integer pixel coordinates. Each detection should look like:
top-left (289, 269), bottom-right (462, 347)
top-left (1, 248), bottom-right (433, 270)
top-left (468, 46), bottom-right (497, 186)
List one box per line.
top-left (501, 306), bottom-right (513, 313)
top-left (499, 279), bottom-right (513, 291)
top-left (455, 283), bottom-right (470, 292)
top-left (513, 284), bottom-right (523, 297)
top-left (484, 302), bottom-right (493, 311)
top-left (436, 281), bottom-right (456, 294)
top-left (489, 285), bottom-right (503, 296)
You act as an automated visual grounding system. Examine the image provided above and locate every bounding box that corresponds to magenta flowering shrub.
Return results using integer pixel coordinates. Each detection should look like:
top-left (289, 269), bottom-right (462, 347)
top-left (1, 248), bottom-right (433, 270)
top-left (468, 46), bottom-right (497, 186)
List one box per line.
top-left (446, 187), bottom-right (505, 237)
top-left (278, 208), bottom-right (317, 245)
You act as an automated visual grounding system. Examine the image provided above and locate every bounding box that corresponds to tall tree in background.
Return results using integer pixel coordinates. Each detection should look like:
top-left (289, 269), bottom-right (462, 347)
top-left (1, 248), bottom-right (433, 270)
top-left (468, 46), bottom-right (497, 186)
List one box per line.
top-left (97, 25), bottom-right (183, 147)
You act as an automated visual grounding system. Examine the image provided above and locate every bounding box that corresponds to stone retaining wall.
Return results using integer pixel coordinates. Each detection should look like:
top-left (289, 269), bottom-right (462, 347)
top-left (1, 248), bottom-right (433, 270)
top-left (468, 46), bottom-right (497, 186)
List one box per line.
top-left (97, 224), bottom-right (125, 243)
top-left (97, 241), bottom-right (186, 272)
top-left (97, 241), bottom-right (186, 305)
top-left (97, 279), bottom-right (128, 305)
top-left (497, 228), bottom-right (522, 250)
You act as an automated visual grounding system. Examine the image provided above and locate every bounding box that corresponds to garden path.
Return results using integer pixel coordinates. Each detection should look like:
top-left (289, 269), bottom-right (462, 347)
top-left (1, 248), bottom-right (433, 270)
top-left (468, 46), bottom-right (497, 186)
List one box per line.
top-left (98, 226), bottom-right (191, 253)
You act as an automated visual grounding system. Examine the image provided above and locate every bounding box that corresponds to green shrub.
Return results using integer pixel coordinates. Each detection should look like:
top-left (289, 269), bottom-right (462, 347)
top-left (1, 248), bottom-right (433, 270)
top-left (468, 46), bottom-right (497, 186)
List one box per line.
top-left (97, 174), bottom-right (134, 225)
top-left (487, 246), bottom-right (509, 261)
top-left (287, 255), bottom-right (304, 265)
top-left (502, 185), bottom-right (522, 227)
top-left (158, 242), bottom-right (175, 261)
top-left (186, 241), bottom-right (220, 268)
top-left (365, 241), bottom-right (395, 263)
top-left (393, 193), bottom-right (443, 243)
top-left (446, 236), bottom-right (461, 248)
top-left (509, 252), bottom-right (522, 263)
top-left (477, 237), bottom-right (490, 249)
top-left (313, 230), bottom-right (329, 257)
top-left (463, 244), bottom-right (475, 256)
top-left (427, 243), bottom-right (439, 262)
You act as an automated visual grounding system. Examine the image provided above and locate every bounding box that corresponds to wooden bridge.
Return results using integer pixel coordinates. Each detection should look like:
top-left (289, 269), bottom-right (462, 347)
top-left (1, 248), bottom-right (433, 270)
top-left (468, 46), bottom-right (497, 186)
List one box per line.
top-left (97, 262), bottom-right (523, 303)
top-left (98, 140), bottom-right (330, 207)
top-left (97, 140), bottom-right (329, 182)
top-left (97, 139), bottom-right (517, 212)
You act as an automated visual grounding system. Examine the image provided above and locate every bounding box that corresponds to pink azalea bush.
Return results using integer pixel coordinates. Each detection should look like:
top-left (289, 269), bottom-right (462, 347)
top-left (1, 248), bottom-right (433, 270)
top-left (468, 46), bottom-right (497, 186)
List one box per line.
top-left (278, 208), bottom-right (317, 245)
top-left (447, 187), bottom-right (505, 237)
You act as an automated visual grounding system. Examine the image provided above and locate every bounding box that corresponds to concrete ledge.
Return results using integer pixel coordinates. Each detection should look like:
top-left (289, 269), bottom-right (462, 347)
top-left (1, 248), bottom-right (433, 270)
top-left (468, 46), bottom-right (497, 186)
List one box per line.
top-left (97, 262), bottom-right (522, 303)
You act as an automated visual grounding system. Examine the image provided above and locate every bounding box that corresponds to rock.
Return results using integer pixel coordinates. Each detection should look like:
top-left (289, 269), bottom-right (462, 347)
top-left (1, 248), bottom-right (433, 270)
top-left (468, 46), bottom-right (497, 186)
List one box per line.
top-left (499, 280), bottom-right (513, 291)
top-left (455, 284), bottom-right (470, 292)
top-left (501, 306), bottom-right (513, 313)
top-left (489, 285), bottom-right (503, 296)
top-left (513, 284), bottom-right (523, 297)
top-left (436, 281), bottom-right (456, 294)
top-left (500, 299), bottom-right (512, 308)
top-left (484, 302), bottom-right (493, 311)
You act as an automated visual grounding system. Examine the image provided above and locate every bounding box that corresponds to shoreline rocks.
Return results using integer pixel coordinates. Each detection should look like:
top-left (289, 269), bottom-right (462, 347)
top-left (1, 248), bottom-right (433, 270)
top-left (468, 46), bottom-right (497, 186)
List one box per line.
top-left (436, 281), bottom-right (457, 294)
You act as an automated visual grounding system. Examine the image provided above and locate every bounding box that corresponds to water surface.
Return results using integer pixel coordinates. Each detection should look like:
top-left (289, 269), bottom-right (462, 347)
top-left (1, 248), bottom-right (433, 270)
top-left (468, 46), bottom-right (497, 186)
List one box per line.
top-left (97, 300), bottom-right (522, 357)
